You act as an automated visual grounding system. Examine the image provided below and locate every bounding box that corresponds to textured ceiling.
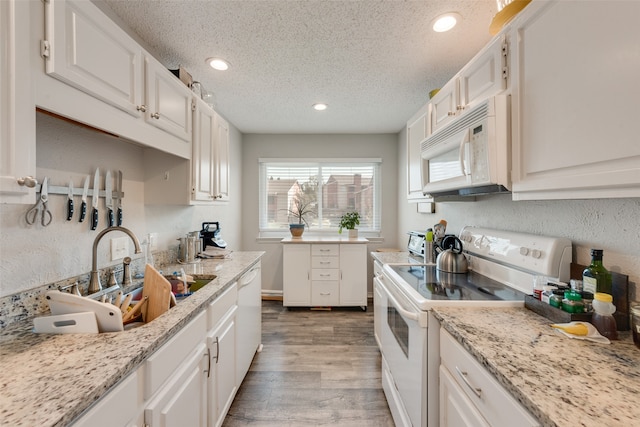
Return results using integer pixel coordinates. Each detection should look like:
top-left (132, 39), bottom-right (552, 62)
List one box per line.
top-left (98, 0), bottom-right (498, 134)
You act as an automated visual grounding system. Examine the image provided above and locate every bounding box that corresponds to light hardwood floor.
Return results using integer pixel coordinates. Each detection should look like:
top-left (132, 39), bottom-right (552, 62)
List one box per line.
top-left (223, 300), bottom-right (394, 426)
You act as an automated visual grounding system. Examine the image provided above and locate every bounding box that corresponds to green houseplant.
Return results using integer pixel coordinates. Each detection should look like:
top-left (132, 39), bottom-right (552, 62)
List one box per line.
top-left (338, 211), bottom-right (360, 238)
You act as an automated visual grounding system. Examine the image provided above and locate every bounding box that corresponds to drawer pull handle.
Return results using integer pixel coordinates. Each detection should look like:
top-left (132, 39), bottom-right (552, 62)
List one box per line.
top-left (320, 262), bottom-right (330, 265)
top-left (455, 366), bottom-right (482, 397)
top-left (320, 274), bottom-right (330, 277)
top-left (320, 292), bottom-right (331, 296)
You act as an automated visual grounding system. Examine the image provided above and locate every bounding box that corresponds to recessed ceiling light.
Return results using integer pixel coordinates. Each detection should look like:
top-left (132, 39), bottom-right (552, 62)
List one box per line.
top-left (313, 103), bottom-right (328, 111)
top-left (432, 12), bottom-right (461, 32)
top-left (206, 58), bottom-right (230, 71)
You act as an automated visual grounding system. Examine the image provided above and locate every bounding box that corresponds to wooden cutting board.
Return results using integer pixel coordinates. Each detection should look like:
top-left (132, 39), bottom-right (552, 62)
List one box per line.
top-left (142, 264), bottom-right (172, 323)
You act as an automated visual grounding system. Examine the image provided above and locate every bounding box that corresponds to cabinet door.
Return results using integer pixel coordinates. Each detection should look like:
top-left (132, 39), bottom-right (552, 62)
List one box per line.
top-left (145, 343), bottom-right (208, 427)
top-left (283, 244), bottom-right (311, 306)
top-left (207, 309), bottom-right (237, 427)
top-left (373, 275), bottom-right (384, 348)
top-left (459, 35), bottom-right (506, 111)
top-left (145, 55), bottom-right (193, 143)
top-left (406, 109), bottom-right (429, 200)
top-left (339, 244), bottom-right (367, 306)
top-left (511, 0), bottom-right (640, 200)
top-left (192, 97), bottom-right (216, 201)
top-left (430, 78), bottom-right (458, 133)
top-left (72, 369), bottom-right (142, 427)
top-left (440, 366), bottom-right (490, 427)
top-left (44, 0), bottom-right (143, 117)
top-left (0, 0), bottom-right (36, 204)
top-left (213, 112), bottom-right (230, 201)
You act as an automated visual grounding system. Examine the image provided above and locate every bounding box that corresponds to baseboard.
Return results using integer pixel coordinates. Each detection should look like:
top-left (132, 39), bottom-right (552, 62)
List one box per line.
top-left (261, 289), bottom-right (283, 301)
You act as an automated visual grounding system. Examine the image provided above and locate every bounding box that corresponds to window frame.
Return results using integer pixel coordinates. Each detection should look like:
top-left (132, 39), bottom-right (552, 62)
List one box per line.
top-left (258, 158), bottom-right (382, 237)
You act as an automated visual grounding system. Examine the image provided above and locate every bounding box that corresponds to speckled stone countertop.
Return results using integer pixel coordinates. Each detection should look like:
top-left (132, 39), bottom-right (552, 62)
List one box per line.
top-left (0, 252), bottom-right (263, 427)
top-left (371, 250), bottom-right (640, 426)
top-left (433, 307), bottom-right (640, 427)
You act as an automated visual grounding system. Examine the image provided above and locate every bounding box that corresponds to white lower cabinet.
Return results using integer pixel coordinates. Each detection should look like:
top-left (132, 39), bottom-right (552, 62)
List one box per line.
top-left (72, 368), bottom-right (142, 427)
top-left (144, 342), bottom-right (209, 427)
top-left (440, 365), bottom-right (490, 427)
top-left (207, 284), bottom-right (238, 427)
top-left (439, 329), bottom-right (539, 427)
top-left (282, 244), bottom-right (311, 306)
top-left (283, 242), bottom-right (367, 308)
top-left (71, 275), bottom-right (262, 427)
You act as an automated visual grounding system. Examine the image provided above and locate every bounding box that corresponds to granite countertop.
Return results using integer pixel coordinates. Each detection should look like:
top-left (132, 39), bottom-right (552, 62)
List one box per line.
top-left (0, 251), bottom-right (263, 427)
top-left (433, 307), bottom-right (640, 427)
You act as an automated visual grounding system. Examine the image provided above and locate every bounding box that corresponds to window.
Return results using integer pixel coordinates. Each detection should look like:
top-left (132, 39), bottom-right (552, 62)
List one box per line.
top-left (259, 159), bottom-right (381, 234)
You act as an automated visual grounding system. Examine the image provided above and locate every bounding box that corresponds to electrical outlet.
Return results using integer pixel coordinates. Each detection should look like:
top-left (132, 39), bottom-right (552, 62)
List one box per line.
top-left (110, 237), bottom-right (129, 261)
top-left (148, 232), bottom-right (158, 250)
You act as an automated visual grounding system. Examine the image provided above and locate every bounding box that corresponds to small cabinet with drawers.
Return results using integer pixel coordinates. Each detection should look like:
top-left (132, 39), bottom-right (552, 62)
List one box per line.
top-left (283, 239), bottom-right (367, 309)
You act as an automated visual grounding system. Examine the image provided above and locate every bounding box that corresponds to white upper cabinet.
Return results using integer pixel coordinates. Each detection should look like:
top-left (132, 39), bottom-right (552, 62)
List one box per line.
top-left (144, 55), bottom-right (193, 142)
top-left (192, 97), bottom-right (230, 203)
top-left (214, 112), bottom-right (230, 202)
top-left (40, 0), bottom-right (192, 158)
top-left (406, 105), bottom-right (429, 201)
top-left (44, 0), bottom-right (143, 117)
top-left (0, 0), bottom-right (36, 204)
top-left (430, 35), bottom-right (507, 135)
top-left (509, 0), bottom-right (640, 200)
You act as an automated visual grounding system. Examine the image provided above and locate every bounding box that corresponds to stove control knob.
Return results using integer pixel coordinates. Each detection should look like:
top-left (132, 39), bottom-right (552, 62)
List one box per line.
top-left (519, 247), bottom-right (529, 256)
top-left (531, 249), bottom-right (542, 259)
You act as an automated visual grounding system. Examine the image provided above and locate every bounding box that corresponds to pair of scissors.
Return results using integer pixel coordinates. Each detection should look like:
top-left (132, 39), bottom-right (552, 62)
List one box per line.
top-left (26, 177), bottom-right (53, 226)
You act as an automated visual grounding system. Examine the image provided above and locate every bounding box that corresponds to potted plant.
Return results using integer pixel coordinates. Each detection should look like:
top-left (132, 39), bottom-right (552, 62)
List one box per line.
top-left (287, 194), bottom-right (315, 238)
top-left (338, 211), bottom-right (360, 238)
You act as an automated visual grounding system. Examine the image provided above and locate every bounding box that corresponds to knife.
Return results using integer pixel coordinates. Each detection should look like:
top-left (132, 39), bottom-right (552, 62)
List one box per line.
top-left (66, 180), bottom-right (74, 221)
top-left (105, 170), bottom-right (114, 227)
top-left (91, 168), bottom-right (100, 230)
top-left (79, 175), bottom-right (89, 222)
top-left (116, 170), bottom-right (123, 226)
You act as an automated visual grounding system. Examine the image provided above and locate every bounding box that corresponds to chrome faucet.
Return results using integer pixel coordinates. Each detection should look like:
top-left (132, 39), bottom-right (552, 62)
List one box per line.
top-left (89, 226), bottom-right (142, 294)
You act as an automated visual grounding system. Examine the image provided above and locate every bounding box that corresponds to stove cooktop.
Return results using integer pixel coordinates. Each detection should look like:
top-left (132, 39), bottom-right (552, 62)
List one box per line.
top-left (384, 263), bottom-right (527, 309)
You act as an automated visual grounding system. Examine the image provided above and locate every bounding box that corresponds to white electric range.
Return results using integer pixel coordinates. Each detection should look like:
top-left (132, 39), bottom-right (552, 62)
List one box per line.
top-left (373, 226), bottom-right (572, 427)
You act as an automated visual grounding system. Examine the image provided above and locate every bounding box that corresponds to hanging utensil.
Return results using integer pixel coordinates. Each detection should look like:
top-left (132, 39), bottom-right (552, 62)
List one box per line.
top-left (116, 170), bottom-right (123, 226)
top-left (79, 175), bottom-right (89, 223)
top-left (105, 170), bottom-right (114, 227)
top-left (91, 168), bottom-right (100, 230)
top-left (25, 177), bottom-right (53, 227)
top-left (66, 180), bottom-right (74, 221)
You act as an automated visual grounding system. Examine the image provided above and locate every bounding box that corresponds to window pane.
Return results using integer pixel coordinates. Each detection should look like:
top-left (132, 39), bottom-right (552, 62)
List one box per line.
top-left (260, 160), bottom-right (380, 233)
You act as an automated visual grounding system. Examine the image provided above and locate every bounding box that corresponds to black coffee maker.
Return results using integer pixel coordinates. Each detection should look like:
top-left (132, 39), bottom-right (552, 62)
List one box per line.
top-left (200, 222), bottom-right (227, 250)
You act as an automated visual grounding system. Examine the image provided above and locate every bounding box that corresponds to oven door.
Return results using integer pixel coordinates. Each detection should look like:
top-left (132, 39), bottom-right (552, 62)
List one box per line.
top-left (377, 270), bottom-right (427, 427)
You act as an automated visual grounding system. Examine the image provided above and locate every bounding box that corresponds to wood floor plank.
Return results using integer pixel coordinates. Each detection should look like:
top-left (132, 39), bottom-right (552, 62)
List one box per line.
top-left (223, 300), bottom-right (394, 426)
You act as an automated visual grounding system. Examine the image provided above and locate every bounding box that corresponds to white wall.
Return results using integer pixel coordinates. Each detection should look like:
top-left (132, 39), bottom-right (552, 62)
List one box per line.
top-left (240, 133), bottom-right (399, 294)
top-left (396, 128), bottom-right (639, 302)
top-left (0, 112), bottom-right (243, 297)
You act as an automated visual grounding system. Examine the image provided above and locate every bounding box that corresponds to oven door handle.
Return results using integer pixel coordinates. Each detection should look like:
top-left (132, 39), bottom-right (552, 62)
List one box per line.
top-left (385, 285), bottom-right (419, 321)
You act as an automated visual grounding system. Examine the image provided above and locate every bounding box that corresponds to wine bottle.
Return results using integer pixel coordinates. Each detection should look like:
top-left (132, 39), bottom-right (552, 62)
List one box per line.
top-left (582, 249), bottom-right (612, 295)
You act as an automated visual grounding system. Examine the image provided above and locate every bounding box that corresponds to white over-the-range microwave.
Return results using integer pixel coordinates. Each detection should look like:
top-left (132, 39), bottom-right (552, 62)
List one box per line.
top-left (421, 95), bottom-right (511, 197)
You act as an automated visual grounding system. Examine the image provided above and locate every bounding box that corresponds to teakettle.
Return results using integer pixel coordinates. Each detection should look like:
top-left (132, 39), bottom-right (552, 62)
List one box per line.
top-left (436, 235), bottom-right (468, 274)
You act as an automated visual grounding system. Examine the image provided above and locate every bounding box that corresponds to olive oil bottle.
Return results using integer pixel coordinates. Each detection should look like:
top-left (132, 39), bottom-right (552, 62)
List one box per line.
top-left (582, 249), bottom-right (612, 295)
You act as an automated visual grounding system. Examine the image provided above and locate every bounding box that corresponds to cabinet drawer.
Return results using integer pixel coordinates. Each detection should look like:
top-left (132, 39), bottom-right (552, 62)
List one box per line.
top-left (208, 282), bottom-right (238, 330)
top-left (144, 311), bottom-right (206, 399)
top-left (312, 244), bottom-right (339, 256)
top-left (311, 256), bottom-right (339, 269)
top-left (440, 330), bottom-right (539, 427)
top-left (311, 282), bottom-right (340, 306)
top-left (311, 269), bottom-right (339, 281)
